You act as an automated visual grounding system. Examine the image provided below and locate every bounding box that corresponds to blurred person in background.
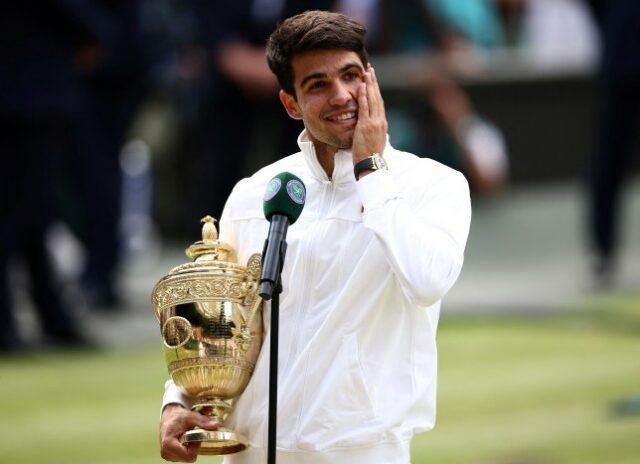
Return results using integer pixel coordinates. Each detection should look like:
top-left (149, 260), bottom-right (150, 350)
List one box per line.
top-left (0, 2), bottom-right (102, 352)
top-left (66, 0), bottom-right (151, 309)
top-left (168, 0), bottom-right (334, 237)
top-left (339, 0), bottom-right (510, 197)
top-left (584, 0), bottom-right (640, 286)
top-left (510, 0), bottom-right (599, 67)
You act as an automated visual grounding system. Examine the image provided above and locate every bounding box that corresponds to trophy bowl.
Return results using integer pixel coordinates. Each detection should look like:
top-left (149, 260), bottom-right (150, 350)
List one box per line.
top-left (152, 216), bottom-right (263, 455)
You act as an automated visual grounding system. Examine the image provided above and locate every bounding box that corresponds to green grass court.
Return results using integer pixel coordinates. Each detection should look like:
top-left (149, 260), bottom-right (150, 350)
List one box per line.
top-left (1, 296), bottom-right (639, 464)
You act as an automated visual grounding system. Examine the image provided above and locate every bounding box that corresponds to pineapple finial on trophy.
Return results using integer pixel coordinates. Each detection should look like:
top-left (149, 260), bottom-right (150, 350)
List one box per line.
top-left (201, 215), bottom-right (218, 243)
top-left (185, 216), bottom-right (234, 263)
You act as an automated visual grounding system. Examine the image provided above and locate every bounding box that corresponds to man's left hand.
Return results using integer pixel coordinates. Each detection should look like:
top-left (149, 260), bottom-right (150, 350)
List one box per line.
top-left (352, 66), bottom-right (388, 167)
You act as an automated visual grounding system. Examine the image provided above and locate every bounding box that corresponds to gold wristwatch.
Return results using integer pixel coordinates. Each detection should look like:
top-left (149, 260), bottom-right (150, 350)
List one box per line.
top-left (354, 153), bottom-right (387, 180)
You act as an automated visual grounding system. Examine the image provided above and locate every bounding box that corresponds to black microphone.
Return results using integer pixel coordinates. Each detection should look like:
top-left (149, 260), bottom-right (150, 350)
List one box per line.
top-left (259, 172), bottom-right (306, 300)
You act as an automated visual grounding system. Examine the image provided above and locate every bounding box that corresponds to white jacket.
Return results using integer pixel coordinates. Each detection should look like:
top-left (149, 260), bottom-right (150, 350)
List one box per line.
top-left (163, 131), bottom-right (471, 464)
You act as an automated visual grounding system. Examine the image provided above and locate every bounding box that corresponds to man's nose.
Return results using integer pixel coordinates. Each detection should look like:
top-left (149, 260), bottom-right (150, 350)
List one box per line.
top-left (329, 81), bottom-right (353, 106)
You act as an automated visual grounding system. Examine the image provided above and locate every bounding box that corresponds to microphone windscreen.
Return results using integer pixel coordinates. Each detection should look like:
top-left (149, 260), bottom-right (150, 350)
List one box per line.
top-left (263, 172), bottom-right (306, 224)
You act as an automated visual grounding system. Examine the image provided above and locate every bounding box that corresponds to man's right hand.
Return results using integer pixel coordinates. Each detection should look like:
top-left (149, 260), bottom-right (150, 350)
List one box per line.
top-left (159, 404), bottom-right (221, 462)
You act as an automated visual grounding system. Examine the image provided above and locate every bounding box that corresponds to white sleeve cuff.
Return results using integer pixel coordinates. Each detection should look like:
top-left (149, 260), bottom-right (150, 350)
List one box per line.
top-left (161, 380), bottom-right (191, 415)
top-left (356, 169), bottom-right (401, 211)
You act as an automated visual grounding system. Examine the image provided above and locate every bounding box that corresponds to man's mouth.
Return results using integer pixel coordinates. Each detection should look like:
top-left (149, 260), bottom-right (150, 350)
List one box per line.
top-left (327, 111), bottom-right (357, 122)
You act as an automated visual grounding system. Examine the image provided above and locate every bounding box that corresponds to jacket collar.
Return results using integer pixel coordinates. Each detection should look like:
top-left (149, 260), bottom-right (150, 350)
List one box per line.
top-left (297, 130), bottom-right (393, 184)
top-left (297, 129), bottom-right (354, 184)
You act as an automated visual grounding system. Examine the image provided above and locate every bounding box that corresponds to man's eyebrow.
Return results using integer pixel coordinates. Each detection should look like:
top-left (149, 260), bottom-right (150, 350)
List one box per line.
top-left (299, 62), bottom-right (364, 89)
top-left (300, 72), bottom-right (326, 89)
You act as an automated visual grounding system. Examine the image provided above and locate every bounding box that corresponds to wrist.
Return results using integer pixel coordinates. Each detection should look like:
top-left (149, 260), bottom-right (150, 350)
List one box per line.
top-left (162, 402), bottom-right (187, 416)
top-left (356, 168), bottom-right (375, 180)
top-left (354, 153), bottom-right (387, 180)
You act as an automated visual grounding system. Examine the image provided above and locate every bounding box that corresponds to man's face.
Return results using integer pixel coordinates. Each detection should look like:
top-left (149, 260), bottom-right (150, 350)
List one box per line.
top-left (280, 49), bottom-right (365, 155)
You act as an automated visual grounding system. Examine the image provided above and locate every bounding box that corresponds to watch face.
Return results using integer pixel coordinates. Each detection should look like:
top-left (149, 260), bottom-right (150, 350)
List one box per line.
top-left (372, 155), bottom-right (387, 170)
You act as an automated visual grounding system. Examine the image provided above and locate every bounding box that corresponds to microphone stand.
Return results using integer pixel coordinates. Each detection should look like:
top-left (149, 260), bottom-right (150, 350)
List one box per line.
top-left (267, 276), bottom-right (281, 464)
top-left (260, 238), bottom-right (287, 464)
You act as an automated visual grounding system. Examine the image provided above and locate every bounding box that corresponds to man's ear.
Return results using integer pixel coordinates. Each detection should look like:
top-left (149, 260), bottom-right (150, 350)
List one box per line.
top-left (279, 90), bottom-right (303, 120)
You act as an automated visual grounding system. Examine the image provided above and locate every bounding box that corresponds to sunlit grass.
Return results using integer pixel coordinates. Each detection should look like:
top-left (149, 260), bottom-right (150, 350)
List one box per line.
top-left (1, 299), bottom-right (639, 464)
top-left (0, 346), bottom-right (168, 464)
top-left (416, 298), bottom-right (640, 464)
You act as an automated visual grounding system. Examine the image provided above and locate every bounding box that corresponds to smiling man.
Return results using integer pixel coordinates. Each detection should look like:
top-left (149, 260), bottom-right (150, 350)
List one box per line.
top-left (278, 48), bottom-right (387, 171)
top-left (159, 10), bottom-right (471, 464)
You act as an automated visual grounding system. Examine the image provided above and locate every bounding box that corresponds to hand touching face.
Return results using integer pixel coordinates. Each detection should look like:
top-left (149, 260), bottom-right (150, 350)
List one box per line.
top-left (351, 66), bottom-right (388, 164)
top-left (279, 50), bottom-right (388, 165)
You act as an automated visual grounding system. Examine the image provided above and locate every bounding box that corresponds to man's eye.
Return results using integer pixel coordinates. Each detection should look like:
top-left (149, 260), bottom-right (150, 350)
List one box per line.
top-left (309, 81), bottom-right (325, 90)
top-left (344, 72), bottom-right (360, 81)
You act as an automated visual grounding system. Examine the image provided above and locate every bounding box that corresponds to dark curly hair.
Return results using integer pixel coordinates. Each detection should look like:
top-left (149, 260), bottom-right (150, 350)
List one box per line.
top-left (266, 10), bottom-right (369, 97)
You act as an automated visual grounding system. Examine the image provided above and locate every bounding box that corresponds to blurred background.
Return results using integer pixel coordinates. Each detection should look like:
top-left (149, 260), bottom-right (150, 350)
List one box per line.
top-left (1, 0), bottom-right (639, 463)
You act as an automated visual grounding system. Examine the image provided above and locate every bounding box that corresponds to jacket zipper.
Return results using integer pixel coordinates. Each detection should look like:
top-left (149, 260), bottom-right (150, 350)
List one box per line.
top-left (290, 178), bottom-right (336, 444)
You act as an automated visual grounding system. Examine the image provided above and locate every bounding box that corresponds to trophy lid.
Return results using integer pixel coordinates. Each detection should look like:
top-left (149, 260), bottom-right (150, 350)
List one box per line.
top-left (159, 215), bottom-right (243, 279)
top-left (152, 215), bottom-right (262, 318)
top-left (185, 216), bottom-right (234, 263)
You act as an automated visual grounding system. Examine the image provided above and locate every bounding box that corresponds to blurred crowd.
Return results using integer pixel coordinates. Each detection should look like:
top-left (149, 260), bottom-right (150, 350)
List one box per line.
top-left (1, 0), bottom-right (638, 354)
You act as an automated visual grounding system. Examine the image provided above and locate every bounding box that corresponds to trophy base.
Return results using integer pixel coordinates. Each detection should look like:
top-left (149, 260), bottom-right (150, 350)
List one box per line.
top-left (181, 428), bottom-right (248, 455)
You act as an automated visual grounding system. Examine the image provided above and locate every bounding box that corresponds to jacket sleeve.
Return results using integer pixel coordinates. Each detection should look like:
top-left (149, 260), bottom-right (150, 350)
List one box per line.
top-left (358, 166), bottom-right (471, 307)
top-left (160, 380), bottom-right (192, 414)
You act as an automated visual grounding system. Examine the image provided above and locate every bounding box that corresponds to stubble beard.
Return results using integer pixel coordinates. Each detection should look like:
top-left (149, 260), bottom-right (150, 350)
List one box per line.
top-left (308, 126), bottom-right (354, 153)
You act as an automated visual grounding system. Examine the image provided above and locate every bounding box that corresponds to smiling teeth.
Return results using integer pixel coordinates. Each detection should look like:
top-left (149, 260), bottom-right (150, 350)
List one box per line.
top-left (333, 112), bottom-right (355, 121)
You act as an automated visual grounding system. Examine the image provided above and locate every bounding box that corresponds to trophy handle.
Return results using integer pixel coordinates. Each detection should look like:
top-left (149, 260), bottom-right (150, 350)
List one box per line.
top-left (241, 253), bottom-right (263, 329)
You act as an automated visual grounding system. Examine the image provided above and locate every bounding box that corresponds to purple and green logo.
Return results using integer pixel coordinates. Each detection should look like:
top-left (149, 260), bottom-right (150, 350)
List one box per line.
top-left (286, 179), bottom-right (306, 204)
top-left (264, 178), bottom-right (282, 201)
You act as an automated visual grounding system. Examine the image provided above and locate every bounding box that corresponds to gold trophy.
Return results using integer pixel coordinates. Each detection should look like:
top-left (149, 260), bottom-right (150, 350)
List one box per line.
top-left (152, 216), bottom-right (263, 455)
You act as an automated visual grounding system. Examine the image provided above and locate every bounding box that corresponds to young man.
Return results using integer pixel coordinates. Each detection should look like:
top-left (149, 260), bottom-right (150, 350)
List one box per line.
top-left (160, 10), bottom-right (471, 464)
